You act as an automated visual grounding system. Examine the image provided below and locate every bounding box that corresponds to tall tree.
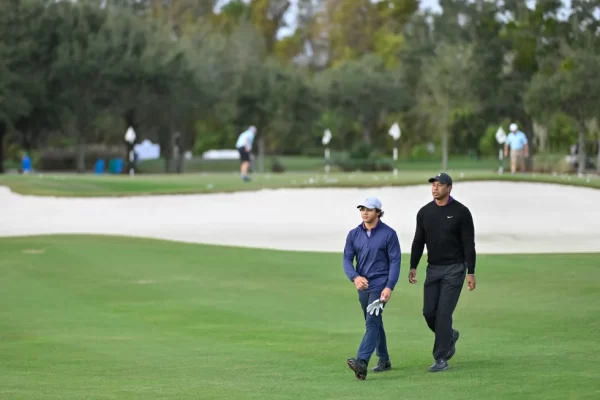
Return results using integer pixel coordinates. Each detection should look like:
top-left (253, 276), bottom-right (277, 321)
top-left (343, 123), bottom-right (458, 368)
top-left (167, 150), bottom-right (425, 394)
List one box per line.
top-left (48, 0), bottom-right (111, 172)
top-left (0, 0), bottom-right (50, 172)
top-left (315, 54), bottom-right (409, 146)
top-left (250, 0), bottom-right (291, 53)
top-left (417, 42), bottom-right (480, 171)
top-left (498, 0), bottom-right (566, 148)
top-left (526, 48), bottom-right (600, 176)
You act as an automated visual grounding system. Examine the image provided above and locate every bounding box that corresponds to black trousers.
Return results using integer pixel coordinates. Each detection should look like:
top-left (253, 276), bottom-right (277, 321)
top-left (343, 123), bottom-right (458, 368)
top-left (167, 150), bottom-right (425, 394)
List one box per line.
top-left (423, 262), bottom-right (466, 360)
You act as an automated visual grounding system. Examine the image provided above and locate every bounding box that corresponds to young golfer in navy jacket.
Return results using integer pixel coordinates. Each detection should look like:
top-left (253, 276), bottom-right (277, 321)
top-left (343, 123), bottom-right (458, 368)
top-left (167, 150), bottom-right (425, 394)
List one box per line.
top-left (343, 197), bottom-right (401, 380)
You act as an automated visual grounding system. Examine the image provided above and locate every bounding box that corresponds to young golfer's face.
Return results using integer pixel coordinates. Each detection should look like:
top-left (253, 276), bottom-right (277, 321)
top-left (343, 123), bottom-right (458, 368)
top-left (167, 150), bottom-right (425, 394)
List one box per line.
top-left (359, 207), bottom-right (379, 223)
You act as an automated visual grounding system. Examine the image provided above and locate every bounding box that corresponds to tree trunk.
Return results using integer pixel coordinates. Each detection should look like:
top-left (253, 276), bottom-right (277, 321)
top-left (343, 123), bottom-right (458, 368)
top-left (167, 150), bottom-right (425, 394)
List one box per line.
top-left (65, 114), bottom-right (85, 173)
top-left (23, 131), bottom-right (32, 154)
top-left (173, 130), bottom-right (184, 174)
top-left (532, 120), bottom-right (547, 153)
top-left (74, 119), bottom-right (85, 174)
top-left (258, 137), bottom-right (265, 173)
top-left (363, 127), bottom-right (371, 144)
top-left (162, 128), bottom-right (173, 173)
top-left (596, 139), bottom-right (600, 175)
top-left (441, 129), bottom-right (449, 172)
top-left (0, 122), bottom-right (5, 174)
top-left (577, 130), bottom-right (585, 177)
top-left (124, 109), bottom-right (137, 131)
top-left (76, 141), bottom-right (85, 173)
top-left (16, 118), bottom-right (33, 153)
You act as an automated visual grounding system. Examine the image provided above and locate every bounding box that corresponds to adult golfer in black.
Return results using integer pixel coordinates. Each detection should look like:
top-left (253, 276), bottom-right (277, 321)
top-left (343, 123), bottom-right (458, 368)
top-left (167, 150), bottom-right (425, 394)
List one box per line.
top-left (409, 172), bottom-right (476, 372)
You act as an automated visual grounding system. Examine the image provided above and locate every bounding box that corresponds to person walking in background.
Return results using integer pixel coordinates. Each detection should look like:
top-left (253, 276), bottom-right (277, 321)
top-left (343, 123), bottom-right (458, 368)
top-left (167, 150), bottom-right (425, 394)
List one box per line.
top-left (235, 126), bottom-right (256, 182)
top-left (504, 123), bottom-right (529, 174)
top-left (343, 197), bottom-right (401, 380)
top-left (408, 173), bottom-right (476, 372)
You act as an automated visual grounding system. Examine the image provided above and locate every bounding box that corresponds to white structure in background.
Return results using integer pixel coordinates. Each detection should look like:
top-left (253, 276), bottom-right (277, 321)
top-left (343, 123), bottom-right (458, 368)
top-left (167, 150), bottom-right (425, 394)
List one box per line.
top-left (427, 142), bottom-right (436, 154)
top-left (322, 129), bottom-right (332, 174)
top-left (202, 149), bottom-right (240, 160)
top-left (495, 126), bottom-right (507, 175)
top-left (134, 139), bottom-right (161, 161)
top-left (388, 122), bottom-right (401, 176)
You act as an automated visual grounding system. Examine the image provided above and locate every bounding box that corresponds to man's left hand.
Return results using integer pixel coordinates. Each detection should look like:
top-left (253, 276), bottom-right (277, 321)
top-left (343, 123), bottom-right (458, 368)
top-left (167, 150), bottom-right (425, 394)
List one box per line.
top-left (467, 274), bottom-right (476, 291)
top-left (380, 288), bottom-right (392, 302)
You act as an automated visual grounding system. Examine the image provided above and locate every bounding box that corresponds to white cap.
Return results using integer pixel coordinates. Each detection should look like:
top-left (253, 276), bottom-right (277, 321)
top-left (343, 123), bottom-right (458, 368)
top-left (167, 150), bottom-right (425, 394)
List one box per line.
top-left (510, 123), bottom-right (518, 132)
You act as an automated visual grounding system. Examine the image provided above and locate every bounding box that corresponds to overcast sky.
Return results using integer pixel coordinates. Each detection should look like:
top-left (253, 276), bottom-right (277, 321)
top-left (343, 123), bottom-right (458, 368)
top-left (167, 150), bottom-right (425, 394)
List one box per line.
top-left (214, 0), bottom-right (580, 38)
top-left (421, 0), bottom-right (442, 12)
top-left (275, 0), bottom-right (444, 36)
top-left (275, 0), bottom-right (573, 37)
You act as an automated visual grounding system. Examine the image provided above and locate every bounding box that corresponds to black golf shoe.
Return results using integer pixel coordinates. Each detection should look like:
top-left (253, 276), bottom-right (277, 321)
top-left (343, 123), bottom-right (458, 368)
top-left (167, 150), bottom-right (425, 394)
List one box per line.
top-left (429, 358), bottom-right (449, 372)
top-left (347, 358), bottom-right (368, 380)
top-left (372, 359), bottom-right (392, 372)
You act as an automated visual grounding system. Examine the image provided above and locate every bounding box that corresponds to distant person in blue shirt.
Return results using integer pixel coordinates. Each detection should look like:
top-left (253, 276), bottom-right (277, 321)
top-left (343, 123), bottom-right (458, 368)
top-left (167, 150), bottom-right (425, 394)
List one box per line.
top-left (235, 126), bottom-right (256, 182)
top-left (504, 123), bottom-right (529, 174)
top-left (344, 197), bottom-right (401, 380)
top-left (21, 152), bottom-right (32, 174)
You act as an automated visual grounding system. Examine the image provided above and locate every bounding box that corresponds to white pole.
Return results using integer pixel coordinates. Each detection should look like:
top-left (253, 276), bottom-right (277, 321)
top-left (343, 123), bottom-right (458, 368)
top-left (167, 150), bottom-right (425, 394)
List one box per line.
top-left (495, 127), bottom-right (506, 176)
top-left (129, 150), bottom-right (135, 176)
top-left (325, 148), bottom-right (330, 174)
top-left (388, 123), bottom-right (401, 176)
top-left (393, 146), bottom-right (398, 176)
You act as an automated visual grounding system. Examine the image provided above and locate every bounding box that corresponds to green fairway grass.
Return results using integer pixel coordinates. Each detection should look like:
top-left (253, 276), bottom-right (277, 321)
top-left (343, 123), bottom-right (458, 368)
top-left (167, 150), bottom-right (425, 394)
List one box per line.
top-left (0, 170), bottom-right (598, 197)
top-left (1, 235), bottom-right (598, 399)
top-left (133, 155), bottom-right (503, 174)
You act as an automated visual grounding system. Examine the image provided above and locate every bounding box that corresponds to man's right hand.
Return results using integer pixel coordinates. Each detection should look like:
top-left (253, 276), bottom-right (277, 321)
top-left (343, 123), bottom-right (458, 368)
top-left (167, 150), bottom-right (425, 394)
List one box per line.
top-left (408, 268), bottom-right (417, 284)
top-left (354, 276), bottom-right (369, 290)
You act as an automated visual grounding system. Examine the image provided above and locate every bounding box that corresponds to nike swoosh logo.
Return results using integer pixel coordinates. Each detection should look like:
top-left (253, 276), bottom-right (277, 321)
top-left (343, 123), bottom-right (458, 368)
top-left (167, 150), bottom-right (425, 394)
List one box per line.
top-left (447, 216), bottom-right (453, 218)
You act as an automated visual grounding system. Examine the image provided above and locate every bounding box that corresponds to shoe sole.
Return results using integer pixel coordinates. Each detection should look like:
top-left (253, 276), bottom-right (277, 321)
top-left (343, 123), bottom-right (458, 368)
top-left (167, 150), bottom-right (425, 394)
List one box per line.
top-left (429, 365), bottom-right (449, 372)
top-left (347, 359), bottom-right (367, 380)
top-left (372, 366), bottom-right (392, 373)
top-left (447, 330), bottom-right (460, 360)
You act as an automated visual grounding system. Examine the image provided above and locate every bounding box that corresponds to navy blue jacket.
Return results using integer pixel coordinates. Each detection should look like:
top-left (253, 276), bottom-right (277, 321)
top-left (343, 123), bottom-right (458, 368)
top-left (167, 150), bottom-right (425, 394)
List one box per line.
top-left (343, 220), bottom-right (401, 292)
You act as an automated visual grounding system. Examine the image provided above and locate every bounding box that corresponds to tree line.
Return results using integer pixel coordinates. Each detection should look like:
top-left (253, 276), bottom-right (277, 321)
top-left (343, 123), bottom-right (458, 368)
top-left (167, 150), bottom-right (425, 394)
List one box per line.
top-left (1, 0), bottom-right (599, 174)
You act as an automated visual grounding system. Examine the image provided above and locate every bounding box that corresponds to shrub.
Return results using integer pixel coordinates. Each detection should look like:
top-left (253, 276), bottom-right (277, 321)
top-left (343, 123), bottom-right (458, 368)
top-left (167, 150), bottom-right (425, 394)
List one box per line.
top-left (479, 125), bottom-right (502, 157)
top-left (334, 141), bottom-right (394, 171)
top-left (270, 157), bottom-right (285, 173)
top-left (349, 141), bottom-right (375, 160)
top-left (38, 145), bottom-right (124, 172)
top-left (410, 143), bottom-right (439, 160)
top-left (531, 153), bottom-right (571, 173)
top-left (335, 158), bottom-right (393, 172)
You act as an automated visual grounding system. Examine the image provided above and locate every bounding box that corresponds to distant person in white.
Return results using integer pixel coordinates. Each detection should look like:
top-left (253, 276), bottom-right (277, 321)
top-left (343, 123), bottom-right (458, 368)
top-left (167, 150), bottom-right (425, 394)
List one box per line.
top-left (504, 123), bottom-right (529, 174)
top-left (236, 126), bottom-right (257, 182)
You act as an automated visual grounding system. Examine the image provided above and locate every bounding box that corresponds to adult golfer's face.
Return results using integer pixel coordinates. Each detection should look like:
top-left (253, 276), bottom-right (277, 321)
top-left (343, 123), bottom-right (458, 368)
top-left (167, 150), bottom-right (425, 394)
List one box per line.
top-left (360, 207), bottom-right (378, 223)
top-left (431, 181), bottom-right (450, 199)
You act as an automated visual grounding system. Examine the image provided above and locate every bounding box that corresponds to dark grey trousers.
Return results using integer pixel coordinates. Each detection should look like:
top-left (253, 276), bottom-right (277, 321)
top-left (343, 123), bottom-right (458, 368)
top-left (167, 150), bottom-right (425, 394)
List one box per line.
top-left (423, 262), bottom-right (466, 360)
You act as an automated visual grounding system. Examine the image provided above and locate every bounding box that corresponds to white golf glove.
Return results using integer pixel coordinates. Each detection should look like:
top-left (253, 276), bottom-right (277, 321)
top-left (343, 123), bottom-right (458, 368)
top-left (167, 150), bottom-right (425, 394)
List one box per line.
top-left (366, 299), bottom-right (385, 316)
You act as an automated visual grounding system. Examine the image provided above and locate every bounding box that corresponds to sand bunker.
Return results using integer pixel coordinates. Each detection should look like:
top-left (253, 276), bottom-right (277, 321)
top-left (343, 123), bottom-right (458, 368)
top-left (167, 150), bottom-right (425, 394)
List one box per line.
top-left (1, 181), bottom-right (599, 254)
